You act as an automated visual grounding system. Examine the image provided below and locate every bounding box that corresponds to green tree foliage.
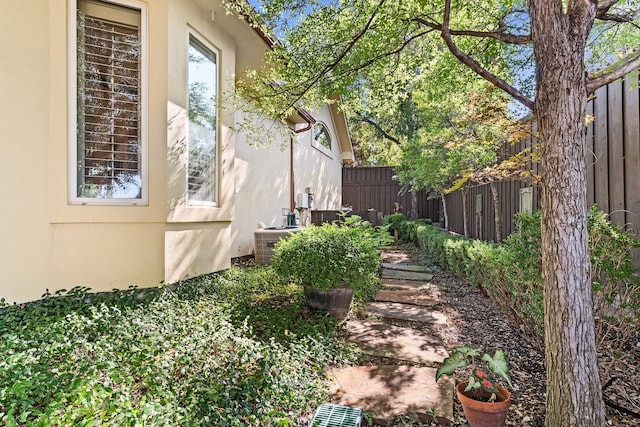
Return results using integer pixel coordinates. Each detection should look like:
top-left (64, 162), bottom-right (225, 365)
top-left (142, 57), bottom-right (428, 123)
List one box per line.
top-left (225, 0), bottom-right (640, 424)
top-left (395, 85), bottom-right (513, 194)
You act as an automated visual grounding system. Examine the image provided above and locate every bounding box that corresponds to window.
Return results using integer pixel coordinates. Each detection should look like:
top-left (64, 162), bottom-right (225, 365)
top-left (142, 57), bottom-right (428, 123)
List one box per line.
top-left (70, 0), bottom-right (147, 204)
top-left (312, 122), bottom-right (331, 150)
top-left (187, 36), bottom-right (218, 205)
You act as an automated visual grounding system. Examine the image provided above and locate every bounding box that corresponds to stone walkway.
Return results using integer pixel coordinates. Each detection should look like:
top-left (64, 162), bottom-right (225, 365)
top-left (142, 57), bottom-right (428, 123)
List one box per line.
top-left (328, 248), bottom-right (454, 426)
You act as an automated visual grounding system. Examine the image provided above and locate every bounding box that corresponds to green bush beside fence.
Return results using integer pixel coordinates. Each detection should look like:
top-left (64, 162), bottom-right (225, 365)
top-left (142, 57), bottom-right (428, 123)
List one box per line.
top-left (403, 208), bottom-right (640, 357)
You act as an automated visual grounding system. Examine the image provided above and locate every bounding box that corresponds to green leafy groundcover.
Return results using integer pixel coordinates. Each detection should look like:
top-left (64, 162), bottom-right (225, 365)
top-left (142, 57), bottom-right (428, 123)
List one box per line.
top-left (0, 267), bottom-right (355, 426)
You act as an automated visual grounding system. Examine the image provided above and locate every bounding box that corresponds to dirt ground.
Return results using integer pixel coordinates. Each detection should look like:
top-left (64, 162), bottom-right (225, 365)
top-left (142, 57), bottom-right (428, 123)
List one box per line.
top-left (382, 244), bottom-right (640, 427)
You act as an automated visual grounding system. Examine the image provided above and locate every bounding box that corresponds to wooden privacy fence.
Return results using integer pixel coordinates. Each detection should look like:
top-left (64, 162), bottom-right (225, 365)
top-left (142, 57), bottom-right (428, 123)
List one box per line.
top-left (341, 167), bottom-right (440, 222)
top-left (444, 72), bottom-right (640, 265)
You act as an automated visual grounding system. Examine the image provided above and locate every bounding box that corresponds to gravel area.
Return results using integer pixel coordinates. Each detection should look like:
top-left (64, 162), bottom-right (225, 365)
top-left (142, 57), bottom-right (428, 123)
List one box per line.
top-left (382, 244), bottom-right (640, 427)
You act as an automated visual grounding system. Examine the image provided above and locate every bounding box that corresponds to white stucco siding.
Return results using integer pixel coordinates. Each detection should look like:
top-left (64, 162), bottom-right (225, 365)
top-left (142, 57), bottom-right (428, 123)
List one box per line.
top-left (231, 105), bottom-right (346, 258)
top-left (294, 106), bottom-right (344, 212)
top-left (164, 222), bottom-right (231, 283)
top-left (231, 113), bottom-right (291, 257)
top-left (51, 223), bottom-right (165, 294)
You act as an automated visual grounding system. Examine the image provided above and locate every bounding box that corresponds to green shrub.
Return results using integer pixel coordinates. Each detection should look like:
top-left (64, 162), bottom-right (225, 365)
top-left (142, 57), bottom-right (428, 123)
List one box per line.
top-left (382, 213), bottom-right (406, 230)
top-left (588, 207), bottom-right (640, 372)
top-left (413, 207), bottom-right (640, 356)
top-left (272, 215), bottom-right (390, 302)
top-left (500, 211), bottom-right (545, 336)
top-left (0, 268), bottom-right (355, 426)
top-left (398, 218), bottom-right (432, 242)
top-left (381, 213), bottom-right (433, 242)
top-left (409, 220), bottom-right (544, 340)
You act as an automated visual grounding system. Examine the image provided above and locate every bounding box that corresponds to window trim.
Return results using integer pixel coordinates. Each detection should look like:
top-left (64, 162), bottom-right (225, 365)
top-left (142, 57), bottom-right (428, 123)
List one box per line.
top-left (311, 122), bottom-right (333, 158)
top-left (186, 29), bottom-right (220, 207)
top-left (68, 0), bottom-right (149, 206)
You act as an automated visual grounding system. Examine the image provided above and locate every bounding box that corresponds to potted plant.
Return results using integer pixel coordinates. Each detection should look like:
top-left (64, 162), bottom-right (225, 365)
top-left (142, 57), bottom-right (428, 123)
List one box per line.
top-left (435, 345), bottom-right (512, 427)
top-left (272, 215), bottom-right (390, 317)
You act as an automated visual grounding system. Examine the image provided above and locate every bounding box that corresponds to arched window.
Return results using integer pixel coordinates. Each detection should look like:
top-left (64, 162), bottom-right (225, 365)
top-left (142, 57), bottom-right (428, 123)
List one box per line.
top-left (313, 122), bottom-right (331, 150)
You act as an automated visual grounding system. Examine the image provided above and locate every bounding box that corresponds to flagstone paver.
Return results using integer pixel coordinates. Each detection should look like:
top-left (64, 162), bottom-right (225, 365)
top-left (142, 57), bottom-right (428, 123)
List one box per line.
top-left (329, 365), bottom-right (454, 425)
top-left (326, 248), bottom-right (454, 425)
top-left (382, 269), bottom-right (434, 281)
top-left (367, 301), bottom-right (448, 324)
top-left (381, 262), bottom-right (433, 273)
top-left (381, 249), bottom-right (417, 264)
top-left (375, 289), bottom-right (439, 307)
top-left (347, 320), bottom-right (448, 364)
top-left (381, 278), bottom-right (437, 291)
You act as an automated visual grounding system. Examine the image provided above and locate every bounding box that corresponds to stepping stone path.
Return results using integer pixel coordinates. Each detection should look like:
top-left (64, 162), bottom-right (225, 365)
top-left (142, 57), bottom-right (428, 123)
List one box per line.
top-left (366, 301), bottom-right (449, 324)
top-left (328, 250), bottom-right (455, 426)
top-left (329, 366), bottom-right (453, 426)
top-left (381, 278), bottom-right (437, 291)
top-left (381, 262), bottom-right (433, 273)
top-left (375, 289), bottom-right (439, 307)
top-left (346, 320), bottom-right (448, 364)
top-left (382, 269), bottom-right (434, 282)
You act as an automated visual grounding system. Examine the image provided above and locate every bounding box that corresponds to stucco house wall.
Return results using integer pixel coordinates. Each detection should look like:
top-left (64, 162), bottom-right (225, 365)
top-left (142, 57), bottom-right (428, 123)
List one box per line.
top-left (294, 107), bottom-right (346, 212)
top-left (0, 0), bottom-right (352, 303)
top-left (1, 0), bottom-right (236, 303)
top-left (231, 104), bottom-right (350, 258)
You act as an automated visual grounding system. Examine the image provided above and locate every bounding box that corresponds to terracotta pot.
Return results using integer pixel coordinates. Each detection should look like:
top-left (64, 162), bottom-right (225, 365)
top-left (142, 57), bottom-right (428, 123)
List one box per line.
top-left (456, 381), bottom-right (511, 427)
top-left (303, 286), bottom-right (354, 318)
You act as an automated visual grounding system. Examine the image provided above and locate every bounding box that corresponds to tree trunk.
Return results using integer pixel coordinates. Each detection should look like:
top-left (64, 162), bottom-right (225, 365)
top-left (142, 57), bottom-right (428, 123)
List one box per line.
top-left (410, 191), bottom-right (418, 219)
top-left (440, 191), bottom-right (449, 231)
top-left (461, 186), bottom-right (469, 238)
top-left (489, 182), bottom-right (502, 242)
top-left (530, 1), bottom-right (605, 425)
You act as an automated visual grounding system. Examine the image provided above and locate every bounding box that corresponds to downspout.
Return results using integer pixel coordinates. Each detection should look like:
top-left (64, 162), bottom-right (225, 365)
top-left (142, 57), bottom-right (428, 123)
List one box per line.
top-left (239, 7), bottom-right (316, 217)
top-left (290, 121), bottom-right (313, 213)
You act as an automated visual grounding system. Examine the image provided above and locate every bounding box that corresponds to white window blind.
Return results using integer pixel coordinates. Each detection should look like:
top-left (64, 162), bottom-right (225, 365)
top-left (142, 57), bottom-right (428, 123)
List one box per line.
top-left (76, 1), bottom-right (142, 199)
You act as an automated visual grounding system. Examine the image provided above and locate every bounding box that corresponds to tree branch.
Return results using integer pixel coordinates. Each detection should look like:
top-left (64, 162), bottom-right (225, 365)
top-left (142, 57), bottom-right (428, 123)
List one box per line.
top-left (413, 16), bottom-right (531, 44)
top-left (276, 0), bottom-right (389, 112)
top-left (597, 13), bottom-right (639, 24)
top-left (354, 112), bottom-right (401, 144)
top-left (439, 0), bottom-right (534, 110)
top-left (595, 0), bottom-right (640, 27)
top-left (262, 26), bottom-right (435, 115)
top-left (596, 0), bottom-right (622, 17)
top-left (326, 29), bottom-right (435, 85)
top-left (587, 50), bottom-right (640, 93)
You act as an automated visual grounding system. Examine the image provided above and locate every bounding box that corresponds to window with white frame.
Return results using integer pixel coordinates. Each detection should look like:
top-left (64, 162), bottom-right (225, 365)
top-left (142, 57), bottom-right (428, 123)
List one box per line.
top-left (187, 35), bottom-right (218, 205)
top-left (70, 0), bottom-right (147, 204)
top-left (312, 122), bottom-right (332, 151)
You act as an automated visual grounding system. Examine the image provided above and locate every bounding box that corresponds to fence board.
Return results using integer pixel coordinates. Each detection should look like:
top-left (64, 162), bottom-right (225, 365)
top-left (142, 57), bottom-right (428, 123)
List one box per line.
top-left (594, 85), bottom-right (610, 212)
top-left (586, 99), bottom-right (595, 206)
top-left (624, 74), bottom-right (640, 265)
top-left (341, 167), bottom-right (440, 222)
top-left (443, 73), bottom-right (640, 266)
top-left (608, 81), bottom-right (626, 226)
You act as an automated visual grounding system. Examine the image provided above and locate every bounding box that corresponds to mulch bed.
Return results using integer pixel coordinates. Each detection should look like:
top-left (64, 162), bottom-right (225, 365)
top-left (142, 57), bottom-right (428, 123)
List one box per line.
top-left (382, 244), bottom-right (640, 427)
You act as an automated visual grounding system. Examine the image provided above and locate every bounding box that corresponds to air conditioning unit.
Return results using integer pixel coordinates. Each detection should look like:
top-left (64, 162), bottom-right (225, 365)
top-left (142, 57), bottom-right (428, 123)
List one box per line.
top-left (254, 226), bottom-right (302, 265)
top-left (297, 193), bottom-right (309, 209)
